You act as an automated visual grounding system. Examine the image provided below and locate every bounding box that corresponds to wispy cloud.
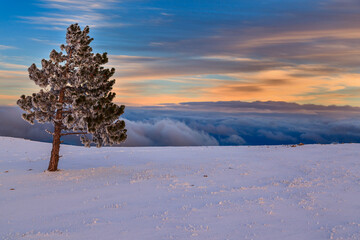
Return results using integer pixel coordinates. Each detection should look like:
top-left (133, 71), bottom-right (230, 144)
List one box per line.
top-left (20, 15), bottom-right (80, 26)
top-left (20, 13), bottom-right (125, 29)
top-left (236, 28), bottom-right (360, 48)
top-left (30, 38), bottom-right (61, 46)
top-left (0, 62), bottom-right (28, 69)
top-left (107, 52), bottom-right (360, 106)
top-left (5, 0), bottom-right (360, 107)
top-left (39, 0), bottom-right (119, 11)
top-left (109, 54), bottom-right (291, 80)
top-left (0, 45), bottom-right (15, 50)
top-left (20, 0), bottom-right (124, 29)
top-left (0, 95), bottom-right (18, 100)
top-left (0, 70), bottom-right (27, 77)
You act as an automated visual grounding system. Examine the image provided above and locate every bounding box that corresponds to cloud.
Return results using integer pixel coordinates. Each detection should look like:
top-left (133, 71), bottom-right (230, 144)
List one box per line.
top-left (0, 95), bottom-right (19, 101)
top-left (0, 107), bottom-right (51, 142)
top-left (110, 55), bottom-right (292, 80)
top-left (2, 101), bottom-right (360, 146)
top-left (236, 28), bottom-right (360, 48)
top-left (20, 13), bottom-right (125, 29)
top-left (104, 0), bottom-right (360, 105)
top-left (218, 85), bottom-right (264, 93)
top-left (300, 132), bottom-right (327, 143)
top-left (107, 51), bottom-right (360, 106)
top-left (4, 0), bottom-right (360, 108)
top-left (20, 0), bottom-right (124, 29)
top-left (123, 101), bottom-right (360, 145)
top-left (0, 62), bottom-right (27, 69)
top-left (222, 135), bottom-right (246, 145)
top-left (39, 0), bottom-right (119, 11)
top-left (0, 70), bottom-right (27, 77)
top-left (0, 107), bottom-right (219, 146)
top-left (0, 69), bottom-right (36, 105)
top-left (0, 45), bottom-right (15, 50)
top-left (30, 38), bottom-right (61, 46)
top-left (152, 100), bottom-right (360, 115)
top-left (257, 129), bottom-right (297, 143)
top-left (124, 119), bottom-right (219, 146)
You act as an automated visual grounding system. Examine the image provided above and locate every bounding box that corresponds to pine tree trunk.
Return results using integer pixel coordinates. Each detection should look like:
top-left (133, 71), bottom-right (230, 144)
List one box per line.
top-left (48, 89), bottom-right (64, 171)
top-left (48, 123), bottom-right (61, 171)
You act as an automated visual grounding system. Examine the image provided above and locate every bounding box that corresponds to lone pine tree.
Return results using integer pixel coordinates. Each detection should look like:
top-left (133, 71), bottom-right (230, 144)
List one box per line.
top-left (17, 24), bottom-right (127, 171)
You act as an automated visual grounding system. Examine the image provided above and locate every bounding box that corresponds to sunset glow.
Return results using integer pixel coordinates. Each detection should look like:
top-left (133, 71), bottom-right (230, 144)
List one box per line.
top-left (0, 0), bottom-right (359, 107)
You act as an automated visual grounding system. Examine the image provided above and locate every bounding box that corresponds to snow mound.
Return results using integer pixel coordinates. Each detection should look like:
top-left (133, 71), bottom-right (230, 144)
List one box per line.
top-left (1, 137), bottom-right (360, 239)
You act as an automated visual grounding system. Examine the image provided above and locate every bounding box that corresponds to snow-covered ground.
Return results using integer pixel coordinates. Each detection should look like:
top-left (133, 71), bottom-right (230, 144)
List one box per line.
top-left (1, 137), bottom-right (360, 240)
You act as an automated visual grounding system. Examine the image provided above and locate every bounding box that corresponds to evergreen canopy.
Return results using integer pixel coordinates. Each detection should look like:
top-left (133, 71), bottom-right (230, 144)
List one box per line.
top-left (17, 24), bottom-right (127, 171)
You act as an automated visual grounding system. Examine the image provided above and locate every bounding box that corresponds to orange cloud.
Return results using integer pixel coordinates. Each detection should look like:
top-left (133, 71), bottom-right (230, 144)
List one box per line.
top-left (0, 95), bottom-right (19, 105)
top-left (110, 64), bottom-right (360, 107)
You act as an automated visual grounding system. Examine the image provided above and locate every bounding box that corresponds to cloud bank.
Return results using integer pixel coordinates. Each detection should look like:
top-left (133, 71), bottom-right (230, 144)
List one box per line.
top-left (124, 119), bottom-right (218, 146)
top-left (1, 101), bottom-right (360, 146)
top-left (0, 107), bottom-right (218, 146)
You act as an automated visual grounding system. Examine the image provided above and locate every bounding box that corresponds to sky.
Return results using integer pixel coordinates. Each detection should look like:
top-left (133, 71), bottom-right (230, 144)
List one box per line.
top-left (1, 0), bottom-right (360, 107)
top-left (1, 0), bottom-right (360, 146)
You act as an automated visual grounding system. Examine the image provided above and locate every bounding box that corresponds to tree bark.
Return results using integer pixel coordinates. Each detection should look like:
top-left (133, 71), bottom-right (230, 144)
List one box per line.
top-left (48, 89), bottom-right (64, 171)
top-left (48, 122), bottom-right (61, 171)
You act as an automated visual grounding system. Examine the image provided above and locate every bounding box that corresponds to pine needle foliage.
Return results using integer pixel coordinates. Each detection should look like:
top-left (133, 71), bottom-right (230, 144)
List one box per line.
top-left (17, 24), bottom-right (127, 171)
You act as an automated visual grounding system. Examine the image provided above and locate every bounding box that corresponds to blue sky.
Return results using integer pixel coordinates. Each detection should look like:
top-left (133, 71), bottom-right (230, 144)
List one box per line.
top-left (1, 0), bottom-right (360, 107)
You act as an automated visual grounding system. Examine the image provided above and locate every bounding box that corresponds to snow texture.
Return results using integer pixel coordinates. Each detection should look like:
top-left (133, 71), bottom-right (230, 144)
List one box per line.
top-left (1, 136), bottom-right (360, 239)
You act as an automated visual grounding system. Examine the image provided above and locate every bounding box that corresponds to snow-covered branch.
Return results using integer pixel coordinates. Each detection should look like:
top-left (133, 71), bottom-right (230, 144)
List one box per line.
top-left (61, 132), bottom-right (88, 136)
top-left (45, 129), bottom-right (54, 135)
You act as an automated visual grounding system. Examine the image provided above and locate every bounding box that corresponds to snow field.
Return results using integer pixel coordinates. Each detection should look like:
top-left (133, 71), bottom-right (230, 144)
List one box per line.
top-left (1, 137), bottom-right (360, 239)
